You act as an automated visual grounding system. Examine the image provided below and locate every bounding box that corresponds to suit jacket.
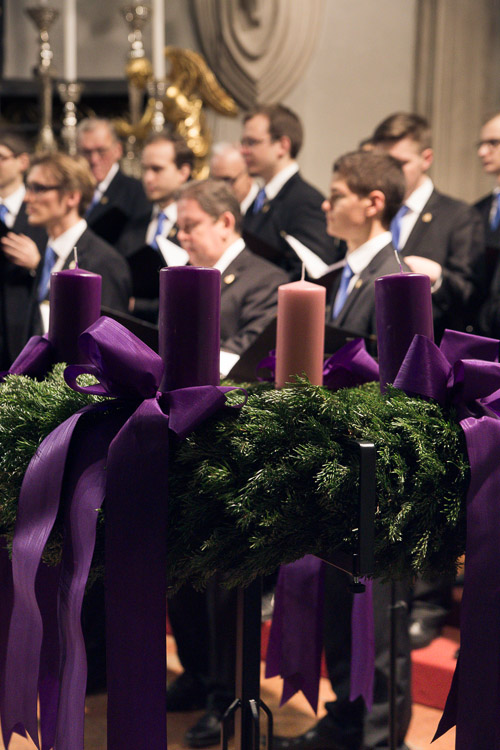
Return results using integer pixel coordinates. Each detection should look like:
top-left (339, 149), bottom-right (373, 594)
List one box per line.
top-left (86, 169), bottom-right (151, 247)
top-left (242, 172), bottom-right (339, 279)
top-left (0, 204), bottom-right (47, 366)
top-left (331, 243), bottom-right (406, 352)
top-left (117, 207), bottom-right (182, 323)
top-left (400, 189), bottom-right (484, 337)
top-left (220, 247), bottom-right (288, 355)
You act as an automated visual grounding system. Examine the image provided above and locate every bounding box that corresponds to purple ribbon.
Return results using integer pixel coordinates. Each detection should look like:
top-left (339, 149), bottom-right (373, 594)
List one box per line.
top-left (1, 316), bottom-right (245, 750)
top-left (266, 338), bottom-right (379, 712)
top-left (0, 334), bottom-right (55, 382)
top-left (392, 330), bottom-right (500, 749)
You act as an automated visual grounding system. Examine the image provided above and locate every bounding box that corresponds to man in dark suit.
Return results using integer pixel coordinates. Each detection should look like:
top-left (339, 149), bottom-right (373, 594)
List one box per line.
top-left (77, 118), bottom-right (151, 247)
top-left (275, 151), bottom-right (412, 750)
top-left (371, 112), bottom-right (484, 340)
top-left (6, 151), bottom-right (131, 332)
top-left (167, 178), bottom-right (288, 747)
top-left (117, 131), bottom-right (194, 322)
top-left (0, 132), bottom-right (47, 366)
top-left (241, 103), bottom-right (342, 279)
top-left (475, 113), bottom-right (500, 336)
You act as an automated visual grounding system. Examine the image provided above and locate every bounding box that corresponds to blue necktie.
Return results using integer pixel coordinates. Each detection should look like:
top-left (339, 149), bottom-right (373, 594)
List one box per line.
top-left (0, 203), bottom-right (9, 225)
top-left (390, 204), bottom-right (410, 250)
top-left (151, 212), bottom-right (166, 251)
top-left (332, 262), bottom-right (354, 319)
top-left (85, 190), bottom-right (101, 217)
top-left (491, 194), bottom-right (500, 231)
top-left (252, 187), bottom-right (267, 214)
top-left (37, 245), bottom-right (57, 302)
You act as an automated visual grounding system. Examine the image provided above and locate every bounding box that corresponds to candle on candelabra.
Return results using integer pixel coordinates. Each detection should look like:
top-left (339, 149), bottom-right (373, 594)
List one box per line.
top-left (158, 266), bottom-right (221, 391)
top-left (48, 268), bottom-right (102, 364)
top-left (152, 0), bottom-right (166, 80)
top-left (63, 0), bottom-right (77, 81)
top-left (375, 272), bottom-right (434, 391)
top-left (275, 279), bottom-right (326, 388)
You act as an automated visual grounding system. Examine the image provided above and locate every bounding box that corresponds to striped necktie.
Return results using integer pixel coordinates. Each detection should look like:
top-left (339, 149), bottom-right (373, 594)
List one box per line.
top-left (0, 203), bottom-right (9, 225)
top-left (390, 204), bottom-right (410, 250)
top-left (491, 194), bottom-right (500, 231)
top-left (332, 262), bottom-right (354, 319)
top-left (252, 187), bottom-right (267, 214)
top-left (151, 212), bottom-right (166, 251)
top-left (37, 245), bottom-right (57, 302)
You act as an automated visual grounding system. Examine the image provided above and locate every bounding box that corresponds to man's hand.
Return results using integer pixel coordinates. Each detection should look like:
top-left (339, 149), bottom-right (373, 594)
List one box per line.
top-left (1, 233), bottom-right (41, 271)
top-left (403, 255), bottom-right (442, 284)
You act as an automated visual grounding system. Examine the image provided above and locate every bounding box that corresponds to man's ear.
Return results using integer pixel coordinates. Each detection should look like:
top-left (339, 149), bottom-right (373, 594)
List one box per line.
top-left (366, 189), bottom-right (385, 219)
top-left (277, 134), bottom-right (292, 158)
top-left (421, 147), bottom-right (433, 173)
top-left (65, 189), bottom-right (82, 211)
top-left (218, 210), bottom-right (236, 233)
top-left (179, 163), bottom-right (191, 184)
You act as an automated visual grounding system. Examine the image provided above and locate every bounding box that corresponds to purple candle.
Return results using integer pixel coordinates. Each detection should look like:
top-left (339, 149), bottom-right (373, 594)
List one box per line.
top-left (375, 272), bottom-right (434, 391)
top-left (158, 266), bottom-right (221, 391)
top-left (48, 268), bottom-right (102, 364)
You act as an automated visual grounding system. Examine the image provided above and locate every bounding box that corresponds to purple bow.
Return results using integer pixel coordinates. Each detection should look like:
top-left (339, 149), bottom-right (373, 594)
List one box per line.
top-left (0, 335), bottom-right (55, 382)
top-left (392, 330), bottom-right (500, 749)
top-left (1, 316), bottom-right (245, 750)
top-left (266, 339), bottom-right (378, 712)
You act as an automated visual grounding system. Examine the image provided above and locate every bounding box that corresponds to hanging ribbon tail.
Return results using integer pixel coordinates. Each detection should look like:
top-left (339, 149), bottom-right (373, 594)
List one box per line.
top-left (0, 538), bottom-right (14, 739)
top-left (1, 335), bottom-right (54, 382)
top-left (36, 561), bottom-right (62, 750)
top-left (323, 338), bottom-right (379, 390)
top-left (394, 329), bottom-right (500, 748)
top-left (349, 579), bottom-right (375, 711)
top-left (266, 556), bottom-right (325, 713)
top-left (1, 406), bottom-right (94, 749)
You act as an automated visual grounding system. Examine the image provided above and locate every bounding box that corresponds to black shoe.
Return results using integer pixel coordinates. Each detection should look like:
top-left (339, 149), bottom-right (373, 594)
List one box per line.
top-left (185, 709), bottom-right (232, 748)
top-left (409, 618), bottom-right (441, 650)
top-left (166, 672), bottom-right (207, 712)
top-left (273, 716), bottom-right (362, 750)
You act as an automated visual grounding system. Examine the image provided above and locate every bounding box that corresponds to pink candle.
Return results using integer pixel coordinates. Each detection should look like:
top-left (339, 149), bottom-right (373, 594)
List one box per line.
top-left (158, 266), bottom-right (221, 391)
top-left (275, 280), bottom-right (326, 388)
top-left (48, 268), bottom-right (102, 364)
top-left (375, 272), bottom-right (434, 391)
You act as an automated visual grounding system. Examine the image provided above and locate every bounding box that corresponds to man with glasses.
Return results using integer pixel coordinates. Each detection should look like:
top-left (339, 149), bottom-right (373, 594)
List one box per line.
top-left (16, 152), bottom-right (131, 330)
top-left (0, 131), bottom-right (47, 366)
top-left (371, 112), bottom-right (484, 340)
top-left (77, 118), bottom-right (150, 246)
top-left (240, 104), bottom-right (340, 279)
top-left (209, 142), bottom-right (259, 215)
top-left (475, 114), bottom-right (500, 300)
top-left (117, 131), bottom-right (194, 322)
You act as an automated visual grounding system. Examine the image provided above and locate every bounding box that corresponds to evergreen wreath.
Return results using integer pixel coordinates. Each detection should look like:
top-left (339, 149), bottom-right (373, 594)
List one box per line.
top-left (0, 366), bottom-right (469, 590)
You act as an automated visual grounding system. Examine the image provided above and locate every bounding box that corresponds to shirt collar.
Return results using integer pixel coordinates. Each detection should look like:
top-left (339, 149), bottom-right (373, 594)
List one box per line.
top-left (96, 162), bottom-right (120, 194)
top-left (49, 218), bottom-right (87, 262)
top-left (240, 181), bottom-right (260, 215)
top-left (3, 183), bottom-right (26, 218)
top-left (405, 176), bottom-right (434, 214)
top-left (346, 231), bottom-right (393, 276)
top-left (264, 162), bottom-right (299, 201)
top-left (154, 201), bottom-right (177, 223)
top-left (213, 237), bottom-right (246, 274)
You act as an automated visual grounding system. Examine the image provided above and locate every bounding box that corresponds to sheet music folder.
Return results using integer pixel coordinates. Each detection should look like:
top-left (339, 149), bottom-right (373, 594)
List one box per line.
top-left (227, 317), bottom-right (373, 382)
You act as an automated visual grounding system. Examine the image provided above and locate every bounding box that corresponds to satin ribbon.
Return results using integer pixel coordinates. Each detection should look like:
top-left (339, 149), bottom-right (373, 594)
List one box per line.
top-left (1, 316), bottom-right (245, 750)
top-left (392, 330), bottom-right (500, 749)
top-left (265, 338), bottom-right (379, 712)
top-left (0, 334), bottom-right (55, 382)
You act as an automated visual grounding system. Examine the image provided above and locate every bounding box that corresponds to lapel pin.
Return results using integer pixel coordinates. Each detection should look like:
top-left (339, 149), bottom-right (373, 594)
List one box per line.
top-left (168, 227), bottom-right (177, 238)
top-left (224, 273), bottom-right (236, 285)
top-left (354, 279), bottom-right (363, 289)
top-left (422, 212), bottom-right (432, 223)
top-left (100, 196), bottom-right (109, 205)
top-left (262, 203), bottom-right (270, 213)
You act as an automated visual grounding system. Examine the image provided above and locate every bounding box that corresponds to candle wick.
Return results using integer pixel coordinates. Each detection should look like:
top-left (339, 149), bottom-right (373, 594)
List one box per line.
top-left (393, 247), bottom-right (403, 273)
top-left (73, 246), bottom-right (78, 268)
top-left (301, 263), bottom-right (305, 282)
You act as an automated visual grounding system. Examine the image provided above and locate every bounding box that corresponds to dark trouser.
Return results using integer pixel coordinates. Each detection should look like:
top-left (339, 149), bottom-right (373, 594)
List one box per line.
top-left (168, 576), bottom-right (237, 712)
top-left (323, 565), bottom-right (412, 749)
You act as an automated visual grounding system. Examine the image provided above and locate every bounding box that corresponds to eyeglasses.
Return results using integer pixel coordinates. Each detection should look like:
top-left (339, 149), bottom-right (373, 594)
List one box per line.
top-left (25, 181), bottom-right (62, 194)
top-left (216, 171), bottom-right (245, 186)
top-left (79, 147), bottom-right (111, 158)
top-left (477, 139), bottom-right (500, 149)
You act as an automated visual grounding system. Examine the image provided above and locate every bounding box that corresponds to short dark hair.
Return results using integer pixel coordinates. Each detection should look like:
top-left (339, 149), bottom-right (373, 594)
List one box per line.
top-left (333, 150), bottom-right (405, 227)
top-left (0, 130), bottom-right (31, 158)
top-left (29, 152), bottom-right (96, 217)
top-left (243, 104), bottom-right (303, 158)
top-left (144, 130), bottom-right (195, 172)
top-left (177, 178), bottom-right (243, 234)
top-left (371, 112), bottom-right (432, 151)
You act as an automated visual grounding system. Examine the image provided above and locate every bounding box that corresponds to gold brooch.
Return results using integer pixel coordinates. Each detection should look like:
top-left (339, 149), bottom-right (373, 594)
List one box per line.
top-left (422, 212), bottom-right (432, 223)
